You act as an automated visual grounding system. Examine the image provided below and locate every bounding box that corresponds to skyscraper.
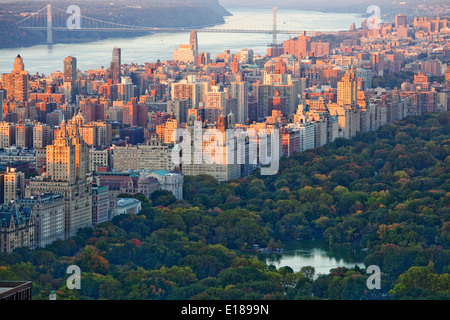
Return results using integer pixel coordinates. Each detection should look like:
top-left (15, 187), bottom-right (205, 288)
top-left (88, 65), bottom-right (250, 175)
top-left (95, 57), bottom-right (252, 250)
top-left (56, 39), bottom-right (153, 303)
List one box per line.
top-left (63, 56), bottom-right (77, 101)
top-left (27, 116), bottom-right (92, 238)
top-left (229, 81), bottom-right (248, 124)
top-left (337, 67), bottom-right (358, 107)
top-left (110, 47), bottom-right (121, 84)
top-left (1, 55), bottom-right (29, 103)
top-left (395, 14), bottom-right (407, 28)
top-left (190, 30), bottom-right (198, 61)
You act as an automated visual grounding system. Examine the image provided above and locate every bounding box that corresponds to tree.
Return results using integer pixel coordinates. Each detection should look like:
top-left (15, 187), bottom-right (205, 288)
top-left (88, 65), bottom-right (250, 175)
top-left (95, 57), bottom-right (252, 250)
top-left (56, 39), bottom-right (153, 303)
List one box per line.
top-left (151, 190), bottom-right (176, 207)
top-left (99, 276), bottom-right (122, 300)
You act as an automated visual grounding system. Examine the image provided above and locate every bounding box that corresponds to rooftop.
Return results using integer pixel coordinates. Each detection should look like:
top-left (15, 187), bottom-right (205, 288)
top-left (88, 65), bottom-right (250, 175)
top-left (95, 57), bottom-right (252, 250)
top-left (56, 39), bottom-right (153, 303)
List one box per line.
top-left (117, 198), bottom-right (142, 208)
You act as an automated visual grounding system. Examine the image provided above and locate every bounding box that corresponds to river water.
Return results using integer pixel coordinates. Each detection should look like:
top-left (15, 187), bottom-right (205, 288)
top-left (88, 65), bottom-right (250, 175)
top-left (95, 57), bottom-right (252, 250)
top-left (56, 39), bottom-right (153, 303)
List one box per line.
top-left (0, 8), bottom-right (365, 75)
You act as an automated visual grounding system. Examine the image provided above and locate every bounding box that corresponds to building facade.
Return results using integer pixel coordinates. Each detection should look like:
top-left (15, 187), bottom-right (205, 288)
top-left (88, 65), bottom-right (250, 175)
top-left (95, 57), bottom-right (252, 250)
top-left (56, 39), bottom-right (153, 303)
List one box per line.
top-left (0, 204), bottom-right (35, 253)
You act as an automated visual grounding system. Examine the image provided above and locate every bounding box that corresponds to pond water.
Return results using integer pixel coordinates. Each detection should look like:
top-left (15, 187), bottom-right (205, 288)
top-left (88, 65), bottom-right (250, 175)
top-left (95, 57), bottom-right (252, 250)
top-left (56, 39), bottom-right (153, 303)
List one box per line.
top-left (263, 240), bottom-right (368, 276)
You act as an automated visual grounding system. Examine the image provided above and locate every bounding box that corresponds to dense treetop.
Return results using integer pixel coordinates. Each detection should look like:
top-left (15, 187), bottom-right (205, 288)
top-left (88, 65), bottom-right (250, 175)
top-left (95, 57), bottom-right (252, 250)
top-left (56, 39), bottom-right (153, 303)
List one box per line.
top-left (1, 112), bottom-right (449, 300)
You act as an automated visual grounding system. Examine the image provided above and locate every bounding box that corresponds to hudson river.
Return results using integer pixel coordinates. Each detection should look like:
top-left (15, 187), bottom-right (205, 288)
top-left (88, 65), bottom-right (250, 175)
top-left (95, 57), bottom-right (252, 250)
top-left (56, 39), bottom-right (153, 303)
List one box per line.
top-left (0, 8), bottom-right (365, 74)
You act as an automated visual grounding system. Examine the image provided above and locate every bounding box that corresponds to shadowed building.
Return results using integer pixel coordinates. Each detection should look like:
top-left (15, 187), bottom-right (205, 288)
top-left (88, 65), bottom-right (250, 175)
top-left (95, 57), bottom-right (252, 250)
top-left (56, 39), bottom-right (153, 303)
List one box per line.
top-left (0, 204), bottom-right (35, 253)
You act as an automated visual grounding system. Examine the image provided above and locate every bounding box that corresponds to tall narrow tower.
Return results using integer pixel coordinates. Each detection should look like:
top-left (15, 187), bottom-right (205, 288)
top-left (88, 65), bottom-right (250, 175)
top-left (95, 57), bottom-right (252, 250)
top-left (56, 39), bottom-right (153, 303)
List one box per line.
top-left (190, 30), bottom-right (198, 61)
top-left (110, 47), bottom-right (121, 84)
top-left (64, 56), bottom-right (77, 102)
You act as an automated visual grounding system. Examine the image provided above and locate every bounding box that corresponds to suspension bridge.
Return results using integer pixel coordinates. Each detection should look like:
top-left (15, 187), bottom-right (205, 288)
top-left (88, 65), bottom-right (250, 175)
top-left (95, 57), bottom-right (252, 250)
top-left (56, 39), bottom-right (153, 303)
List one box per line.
top-left (16, 4), bottom-right (338, 46)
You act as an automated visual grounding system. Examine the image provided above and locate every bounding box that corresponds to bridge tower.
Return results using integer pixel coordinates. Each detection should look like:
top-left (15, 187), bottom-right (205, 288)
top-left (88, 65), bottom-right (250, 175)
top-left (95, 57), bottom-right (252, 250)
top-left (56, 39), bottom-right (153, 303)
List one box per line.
top-left (47, 3), bottom-right (53, 45)
top-left (272, 6), bottom-right (277, 47)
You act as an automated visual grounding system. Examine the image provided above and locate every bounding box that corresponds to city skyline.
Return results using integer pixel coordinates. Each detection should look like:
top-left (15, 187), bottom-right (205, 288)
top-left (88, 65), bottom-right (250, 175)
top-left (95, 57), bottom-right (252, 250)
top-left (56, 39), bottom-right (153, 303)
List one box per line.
top-left (0, 2), bottom-right (449, 305)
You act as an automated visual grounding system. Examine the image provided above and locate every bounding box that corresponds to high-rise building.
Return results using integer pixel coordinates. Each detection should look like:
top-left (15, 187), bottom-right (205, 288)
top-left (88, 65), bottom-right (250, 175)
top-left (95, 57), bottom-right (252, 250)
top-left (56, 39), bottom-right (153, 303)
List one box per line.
top-left (237, 49), bottom-right (254, 64)
top-left (80, 121), bottom-right (112, 148)
top-left (122, 98), bottom-right (148, 127)
top-left (171, 82), bottom-right (206, 108)
top-left (1, 55), bottom-right (29, 103)
top-left (92, 186), bottom-right (109, 225)
top-left (110, 47), bottom-right (121, 84)
top-left (309, 41), bottom-right (330, 57)
top-left (89, 148), bottom-right (110, 172)
top-left (282, 33), bottom-right (311, 59)
top-left (79, 98), bottom-right (106, 122)
top-left (63, 56), bottom-right (77, 84)
top-left (163, 118), bottom-right (178, 144)
top-left (18, 193), bottom-right (65, 248)
top-left (229, 82), bottom-right (248, 124)
top-left (0, 122), bottom-right (15, 148)
top-left (268, 91), bottom-right (286, 116)
top-left (26, 116), bottom-right (92, 238)
top-left (190, 30), bottom-right (198, 62)
top-left (33, 123), bottom-right (52, 149)
top-left (337, 67), bottom-right (358, 107)
top-left (35, 148), bottom-right (46, 175)
top-left (395, 14), bottom-right (407, 28)
top-left (167, 99), bottom-right (189, 124)
top-left (3, 167), bottom-right (25, 205)
top-left (253, 76), bottom-right (298, 119)
top-left (117, 76), bottom-right (134, 102)
top-left (356, 68), bottom-right (373, 90)
top-left (63, 56), bottom-right (77, 102)
top-left (15, 123), bottom-right (33, 148)
top-left (112, 137), bottom-right (175, 172)
top-left (413, 72), bottom-right (430, 91)
top-left (204, 90), bottom-right (226, 124)
top-left (445, 66), bottom-right (450, 90)
top-left (197, 52), bottom-right (210, 65)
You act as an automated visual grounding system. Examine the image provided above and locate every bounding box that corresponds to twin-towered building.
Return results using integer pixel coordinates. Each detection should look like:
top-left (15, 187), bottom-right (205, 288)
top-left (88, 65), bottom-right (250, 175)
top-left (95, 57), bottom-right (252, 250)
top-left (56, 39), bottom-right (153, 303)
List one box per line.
top-left (26, 114), bottom-right (93, 239)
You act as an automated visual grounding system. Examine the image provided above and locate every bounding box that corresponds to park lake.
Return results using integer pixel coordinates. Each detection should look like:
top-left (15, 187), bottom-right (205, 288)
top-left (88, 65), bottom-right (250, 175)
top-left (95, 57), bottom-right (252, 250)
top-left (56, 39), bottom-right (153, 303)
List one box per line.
top-left (262, 240), bottom-right (368, 276)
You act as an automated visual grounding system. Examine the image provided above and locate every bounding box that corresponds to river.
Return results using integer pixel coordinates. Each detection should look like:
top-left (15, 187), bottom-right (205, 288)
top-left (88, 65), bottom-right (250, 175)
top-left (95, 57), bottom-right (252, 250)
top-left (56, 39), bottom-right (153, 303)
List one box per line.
top-left (264, 240), bottom-right (367, 276)
top-left (0, 8), bottom-right (365, 75)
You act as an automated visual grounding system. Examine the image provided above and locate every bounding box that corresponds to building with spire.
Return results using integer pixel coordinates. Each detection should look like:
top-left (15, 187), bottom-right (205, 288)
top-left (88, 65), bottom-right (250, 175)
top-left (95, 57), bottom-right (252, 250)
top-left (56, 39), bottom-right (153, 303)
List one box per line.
top-left (337, 66), bottom-right (358, 108)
